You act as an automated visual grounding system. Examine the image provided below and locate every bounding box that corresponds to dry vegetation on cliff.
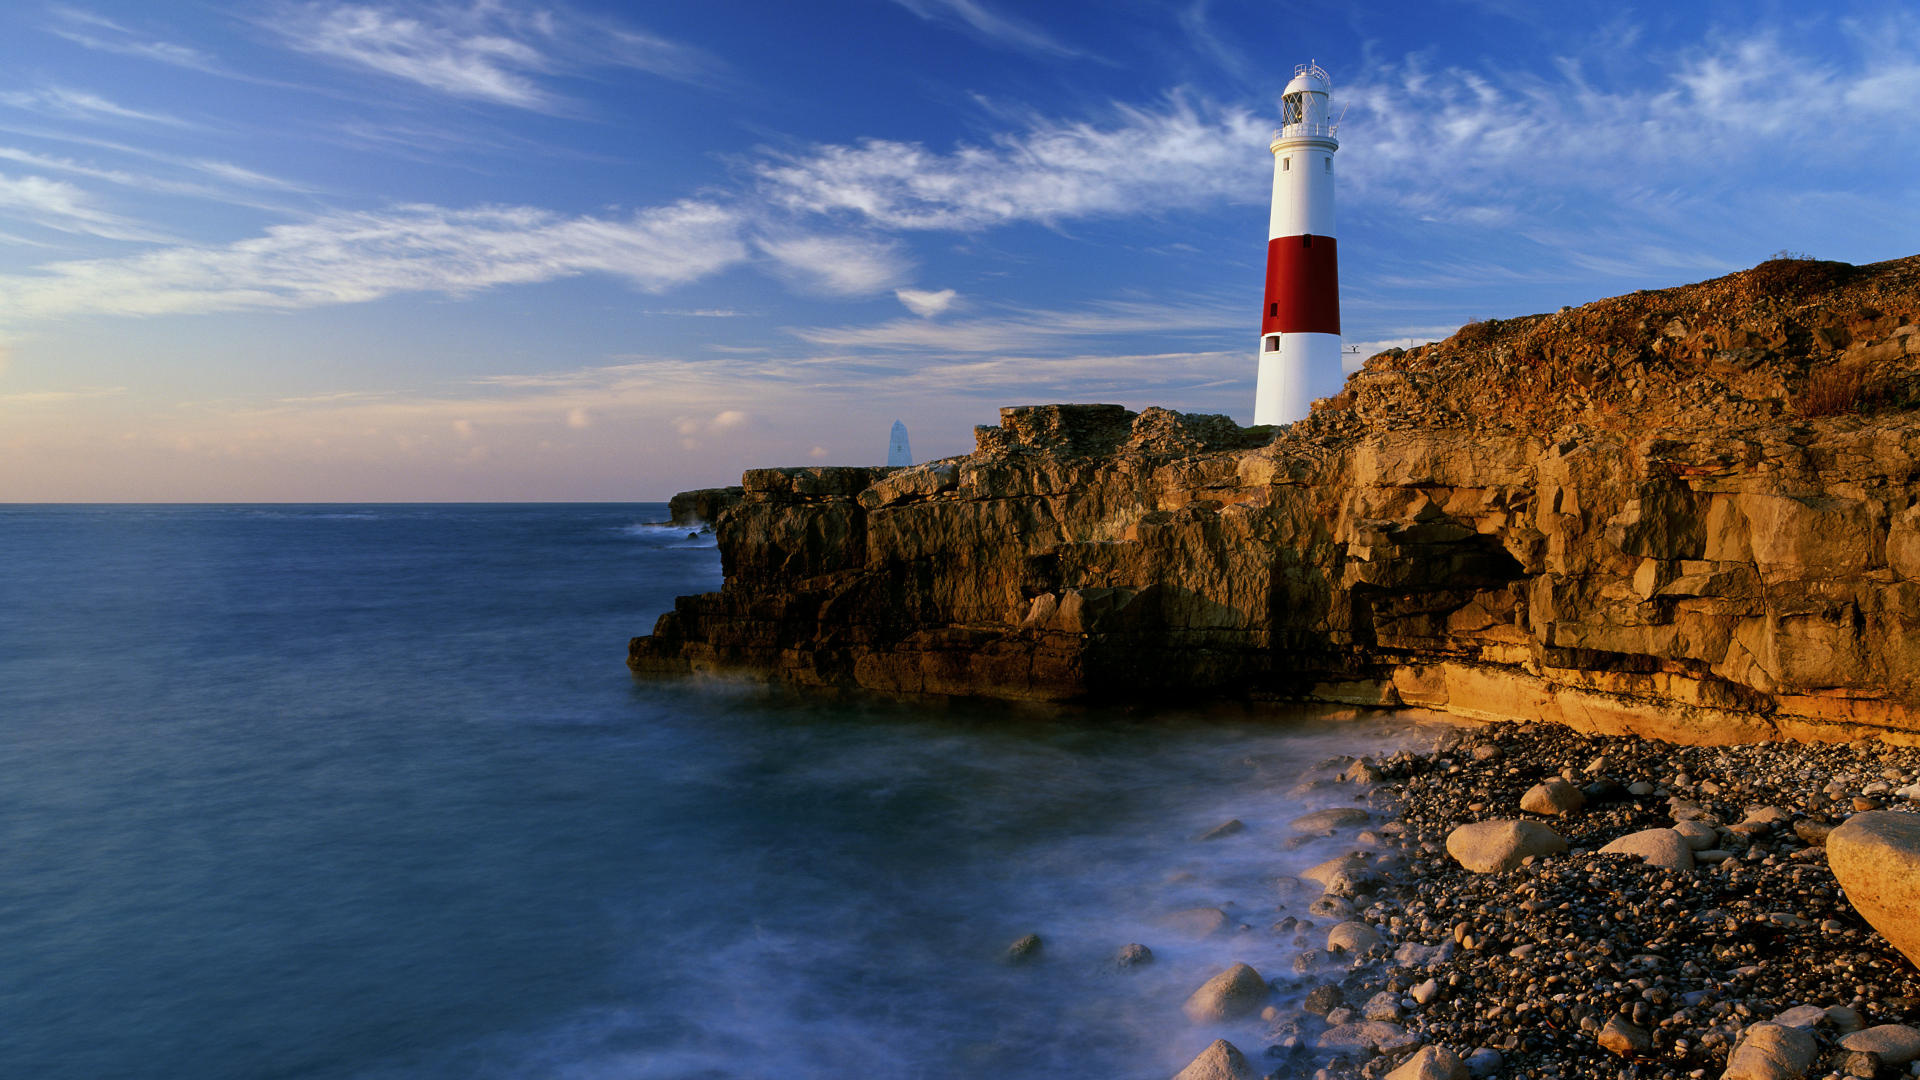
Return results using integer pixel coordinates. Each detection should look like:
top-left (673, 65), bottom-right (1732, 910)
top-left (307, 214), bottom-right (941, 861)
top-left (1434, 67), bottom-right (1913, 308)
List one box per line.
top-left (1299, 255), bottom-right (1920, 440)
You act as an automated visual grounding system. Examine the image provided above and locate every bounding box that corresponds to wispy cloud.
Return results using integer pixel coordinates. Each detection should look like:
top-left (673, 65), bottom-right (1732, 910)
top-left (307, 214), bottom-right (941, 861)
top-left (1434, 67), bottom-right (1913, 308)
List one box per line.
top-left (757, 96), bottom-right (1269, 230)
top-left (46, 6), bottom-right (222, 73)
top-left (0, 172), bottom-right (166, 242)
top-left (895, 288), bottom-right (956, 317)
top-left (793, 297), bottom-right (1242, 354)
top-left (0, 87), bottom-right (190, 128)
top-left (889, 0), bottom-right (1082, 58)
top-left (265, 1), bottom-right (721, 110)
top-left (0, 200), bottom-right (747, 322)
top-left (755, 232), bottom-right (913, 297)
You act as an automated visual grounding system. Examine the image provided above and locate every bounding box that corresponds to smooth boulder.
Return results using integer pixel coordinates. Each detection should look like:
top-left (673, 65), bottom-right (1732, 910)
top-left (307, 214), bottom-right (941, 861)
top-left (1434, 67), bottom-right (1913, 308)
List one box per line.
top-left (1839, 1025), bottom-right (1920, 1065)
top-left (1326, 920), bottom-right (1383, 954)
top-left (1386, 1046), bottom-right (1469, 1080)
top-left (1520, 779), bottom-right (1586, 816)
top-left (1183, 963), bottom-right (1269, 1023)
top-left (1722, 1022), bottom-right (1817, 1080)
top-left (1828, 811), bottom-right (1920, 969)
top-left (1444, 820), bottom-right (1567, 873)
top-left (1599, 827), bottom-right (1695, 870)
top-left (1172, 1039), bottom-right (1256, 1080)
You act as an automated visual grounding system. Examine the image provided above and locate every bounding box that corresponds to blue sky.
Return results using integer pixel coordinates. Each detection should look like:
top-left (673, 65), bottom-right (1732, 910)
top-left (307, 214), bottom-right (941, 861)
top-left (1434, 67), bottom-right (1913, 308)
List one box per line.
top-left (0, 0), bottom-right (1915, 500)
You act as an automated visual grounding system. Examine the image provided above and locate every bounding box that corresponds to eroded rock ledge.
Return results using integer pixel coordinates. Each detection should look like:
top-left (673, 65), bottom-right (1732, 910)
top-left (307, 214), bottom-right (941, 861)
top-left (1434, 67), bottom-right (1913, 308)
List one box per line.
top-left (632, 256), bottom-right (1920, 745)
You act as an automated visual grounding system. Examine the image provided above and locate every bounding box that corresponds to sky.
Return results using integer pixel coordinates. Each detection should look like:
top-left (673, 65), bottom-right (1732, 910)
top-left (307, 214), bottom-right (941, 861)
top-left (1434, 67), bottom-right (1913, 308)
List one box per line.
top-left (0, 1), bottom-right (1916, 501)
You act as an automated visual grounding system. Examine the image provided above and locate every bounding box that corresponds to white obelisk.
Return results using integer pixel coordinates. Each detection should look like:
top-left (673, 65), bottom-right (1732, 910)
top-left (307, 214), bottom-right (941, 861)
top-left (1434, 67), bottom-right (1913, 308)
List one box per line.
top-left (886, 420), bottom-right (912, 466)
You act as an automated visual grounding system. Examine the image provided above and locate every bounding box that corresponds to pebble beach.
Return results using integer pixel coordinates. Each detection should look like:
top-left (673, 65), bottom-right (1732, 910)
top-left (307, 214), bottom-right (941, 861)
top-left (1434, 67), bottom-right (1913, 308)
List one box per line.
top-left (1174, 722), bottom-right (1920, 1080)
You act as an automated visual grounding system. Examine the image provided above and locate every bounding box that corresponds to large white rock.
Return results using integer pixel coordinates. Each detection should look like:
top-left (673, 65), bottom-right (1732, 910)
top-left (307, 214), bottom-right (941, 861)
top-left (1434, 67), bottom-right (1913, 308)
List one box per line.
top-left (1599, 827), bottom-right (1695, 870)
top-left (1519, 779), bottom-right (1586, 816)
top-left (1673, 819), bottom-right (1720, 850)
top-left (1386, 1046), bottom-right (1469, 1080)
top-left (1327, 920), bottom-right (1384, 954)
top-left (1444, 820), bottom-right (1567, 873)
top-left (1172, 1039), bottom-right (1256, 1080)
top-left (1828, 811), bottom-right (1920, 970)
top-left (1722, 1022), bottom-right (1817, 1080)
top-left (1839, 1024), bottom-right (1920, 1065)
top-left (1182, 963), bottom-right (1269, 1023)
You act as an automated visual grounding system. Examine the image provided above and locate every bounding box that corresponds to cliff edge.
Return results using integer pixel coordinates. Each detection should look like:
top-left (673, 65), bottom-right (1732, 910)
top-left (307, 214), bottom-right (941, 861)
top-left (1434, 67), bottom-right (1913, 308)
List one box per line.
top-left (632, 255), bottom-right (1920, 744)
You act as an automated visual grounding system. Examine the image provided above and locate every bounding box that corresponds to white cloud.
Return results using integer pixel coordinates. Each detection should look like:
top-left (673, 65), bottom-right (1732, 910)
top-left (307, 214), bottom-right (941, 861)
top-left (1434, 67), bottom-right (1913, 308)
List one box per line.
top-left (0, 87), bottom-right (189, 127)
top-left (47, 7), bottom-right (222, 73)
top-left (710, 409), bottom-right (748, 430)
top-left (268, 2), bottom-right (719, 110)
top-left (0, 172), bottom-right (165, 241)
top-left (0, 199), bottom-right (748, 322)
top-left (793, 297), bottom-right (1241, 354)
top-left (895, 287), bottom-right (956, 317)
top-left (889, 0), bottom-right (1081, 57)
top-left (565, 407), bottom-right (590, 429)
top-left (756, 233), bottom-right (912, 296)
top-left (757, 96), bottom-right (1269, 230)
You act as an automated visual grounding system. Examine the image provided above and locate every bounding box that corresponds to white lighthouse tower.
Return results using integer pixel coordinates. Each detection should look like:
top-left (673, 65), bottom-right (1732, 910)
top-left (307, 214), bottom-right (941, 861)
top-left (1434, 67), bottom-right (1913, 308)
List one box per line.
top-left (1254, 62), bottom-right (1343, 425)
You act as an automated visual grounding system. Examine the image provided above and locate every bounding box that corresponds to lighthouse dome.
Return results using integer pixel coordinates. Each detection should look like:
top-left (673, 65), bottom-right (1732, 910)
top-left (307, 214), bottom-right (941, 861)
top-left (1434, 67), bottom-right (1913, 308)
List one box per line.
top-left (1282, 64), bottom-right (1330, 98)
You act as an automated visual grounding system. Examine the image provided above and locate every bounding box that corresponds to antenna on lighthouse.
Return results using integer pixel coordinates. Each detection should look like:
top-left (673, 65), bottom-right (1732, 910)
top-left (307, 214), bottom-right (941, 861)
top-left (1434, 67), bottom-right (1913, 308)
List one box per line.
top-left (1254, 61), bottom-right (1345, 425)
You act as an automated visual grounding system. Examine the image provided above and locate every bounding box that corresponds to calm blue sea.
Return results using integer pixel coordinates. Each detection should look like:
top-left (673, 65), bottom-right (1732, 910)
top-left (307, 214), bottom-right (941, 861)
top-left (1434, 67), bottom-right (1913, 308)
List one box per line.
top-left (0, 504), bottom-right (1436, 1080)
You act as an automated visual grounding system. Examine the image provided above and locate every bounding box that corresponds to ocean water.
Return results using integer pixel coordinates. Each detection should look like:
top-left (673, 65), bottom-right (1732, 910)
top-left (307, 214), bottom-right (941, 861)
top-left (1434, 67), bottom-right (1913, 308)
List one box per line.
top-left (0, 504), bottom-right (1443, 1080)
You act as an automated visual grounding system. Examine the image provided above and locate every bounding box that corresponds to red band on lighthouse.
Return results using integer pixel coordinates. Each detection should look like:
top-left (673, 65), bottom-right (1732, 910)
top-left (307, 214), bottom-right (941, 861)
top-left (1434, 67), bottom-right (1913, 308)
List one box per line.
top-left (1261, 234), bottom-right (1340, 336)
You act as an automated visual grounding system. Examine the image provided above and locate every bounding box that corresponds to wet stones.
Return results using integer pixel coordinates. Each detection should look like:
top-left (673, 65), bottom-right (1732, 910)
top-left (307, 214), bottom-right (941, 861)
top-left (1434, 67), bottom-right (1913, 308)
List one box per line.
top-left (1443, 819), bottom-right (1568, 873)
top-left (1827, 811), bottom-right (1920, 969)
top-left (1292, 807), bottom-right (1373, 834)
top-left (1171, 1038), bottom-right (1257, 1080)
top-left (1599, 826), bottom-right (1696, 870)
top-left (1004, 932), bottom-right (1042, 963)
top-left (1197, 819), bottom-right (1245, 842)
top-left (1115, 943), bottom-right (1154, 968)
top-left (1183, 963), bottom-right (1270, 1023)
top-left (1304, 983), bottom-right (1346, 1016)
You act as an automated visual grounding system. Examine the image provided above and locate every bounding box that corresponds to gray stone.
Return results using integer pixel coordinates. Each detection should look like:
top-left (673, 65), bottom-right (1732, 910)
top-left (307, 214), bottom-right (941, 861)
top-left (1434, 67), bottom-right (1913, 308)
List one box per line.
top-left (1172, 1039), bottom-right (1257, 1080)
top-left (1827, 1005), bottom-right (1867, 1034)
top-left (1770, 1005), bottom-right (1827, 1029)
top-left (1674, 819), bottom-right (1720, 850)
top-left (1197, 819), bottom-right (1245, 841)
top-left (1464, 1048), bottom-right (1502, 1078)
top-left (1319, 1020), bottom-right (1410, 1054)
top-left (1411, 978), bottom-right (1440, 1005)
top-left (1385, 1046), bottom-right (1469, 1080)
top-left (1303, 983), bottom-right (1344, 1016)
top-left (1840, 1025), bottom-right (1920, 1065)
top-left (1599, 827), bottom-right (1695, 870)
top-left (1829, 812), bottom-right (1920, 970)
top-left (1520, 779), bottom-right (1586, 816)
top-left (1005, 933), bottom-right (1042, 963)
top-left (1327, 920), bottom-right (1383, 954)
top-left (1291, 807), bottom-right (1371, 833)
top-left (1162, 907), bottom-right (1231, 938)
top-left (1722, 1021), bottom-right (1817, 1080)
top-left (1183, 963), bottom-right (1269, 1023)
top-left (1363, 990), bottom-right (1402, 1022)
top-left (1116, 943), bottom-right (1153, 968)
top-left (1444, 819), bottom-right (1568, 873)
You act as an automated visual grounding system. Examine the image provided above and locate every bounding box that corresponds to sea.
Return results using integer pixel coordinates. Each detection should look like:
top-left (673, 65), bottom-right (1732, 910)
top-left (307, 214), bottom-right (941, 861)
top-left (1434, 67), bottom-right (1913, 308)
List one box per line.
top-left (0, 503), bottom-right (1446, 1080)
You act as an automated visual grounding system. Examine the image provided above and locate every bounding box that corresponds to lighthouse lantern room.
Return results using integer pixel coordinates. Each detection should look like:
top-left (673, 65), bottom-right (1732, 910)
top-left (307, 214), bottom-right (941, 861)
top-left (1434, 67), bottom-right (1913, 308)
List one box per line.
top-left (1255, 62), bottom-right (1343, 426)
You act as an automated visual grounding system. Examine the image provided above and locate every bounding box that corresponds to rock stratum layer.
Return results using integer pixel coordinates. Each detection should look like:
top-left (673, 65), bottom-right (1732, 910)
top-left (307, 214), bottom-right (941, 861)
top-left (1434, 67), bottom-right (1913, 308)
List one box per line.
top-left (632, 256), bottom-right (1920, 744)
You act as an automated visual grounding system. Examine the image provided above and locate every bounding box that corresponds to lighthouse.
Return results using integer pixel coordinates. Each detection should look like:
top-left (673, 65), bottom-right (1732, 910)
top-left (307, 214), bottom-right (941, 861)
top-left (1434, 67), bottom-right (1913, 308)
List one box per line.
top-left (1255, 62), bottom-right (1343, 425)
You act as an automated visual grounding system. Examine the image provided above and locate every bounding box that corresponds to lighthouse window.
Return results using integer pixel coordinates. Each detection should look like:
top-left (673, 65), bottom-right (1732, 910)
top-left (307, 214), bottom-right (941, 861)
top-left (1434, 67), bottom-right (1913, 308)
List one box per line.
top-left (1282, 157), bottom-right (1290, 172)
top-left (1301, 235), bottom-right (1312, 247)
top-left (1265, 336), bottom-right (1281, 352)
top-left (1282, 96), bottom-right (1304, 125)
top-left (1324, 156), bottom-right (1331, 172)
top-left (1269, 302), bottom-right (1278, 317)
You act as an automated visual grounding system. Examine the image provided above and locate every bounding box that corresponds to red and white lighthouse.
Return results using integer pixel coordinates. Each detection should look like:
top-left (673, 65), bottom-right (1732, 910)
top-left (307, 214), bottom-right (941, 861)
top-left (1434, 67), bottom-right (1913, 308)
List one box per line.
top-left (1255, 62), bottom-right (1343, 425)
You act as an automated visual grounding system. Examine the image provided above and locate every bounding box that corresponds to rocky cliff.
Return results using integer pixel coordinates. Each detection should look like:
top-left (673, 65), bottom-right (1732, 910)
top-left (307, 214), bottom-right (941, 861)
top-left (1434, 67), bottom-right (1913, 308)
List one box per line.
top-left (632, 255), bottom-right (1920, 744)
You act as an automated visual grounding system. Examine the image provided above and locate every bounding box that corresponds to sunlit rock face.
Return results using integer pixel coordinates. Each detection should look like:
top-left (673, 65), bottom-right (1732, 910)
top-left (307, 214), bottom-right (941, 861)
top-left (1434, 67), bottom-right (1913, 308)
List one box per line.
top-left (633, 256), bottom-right (1920, 744)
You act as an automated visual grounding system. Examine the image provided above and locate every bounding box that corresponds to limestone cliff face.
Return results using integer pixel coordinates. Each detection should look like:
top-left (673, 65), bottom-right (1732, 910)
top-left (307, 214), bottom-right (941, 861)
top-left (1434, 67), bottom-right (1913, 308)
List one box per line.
top-left (632, 256), bottom-right (1920, 744)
